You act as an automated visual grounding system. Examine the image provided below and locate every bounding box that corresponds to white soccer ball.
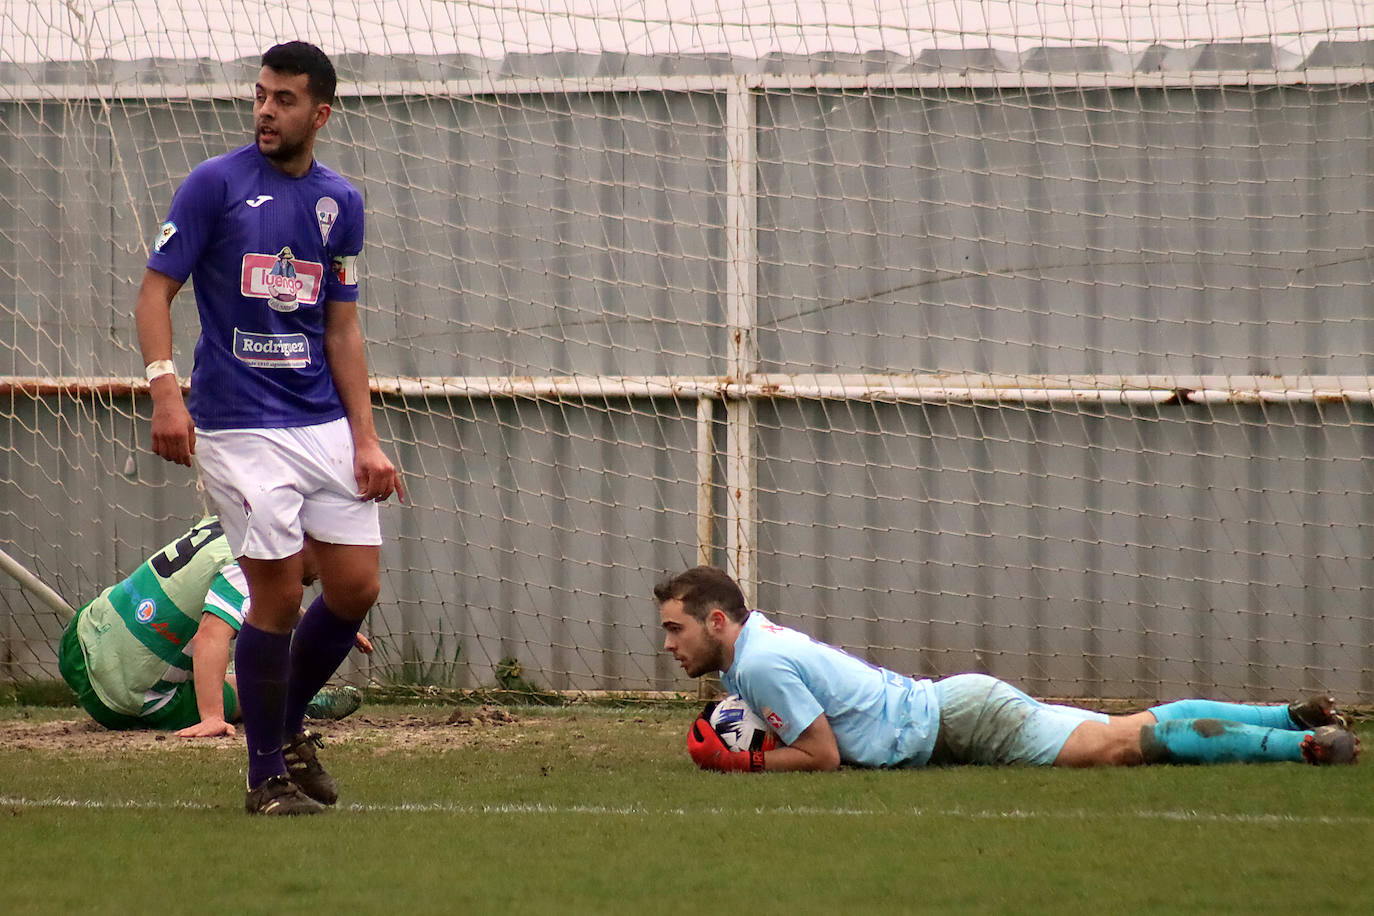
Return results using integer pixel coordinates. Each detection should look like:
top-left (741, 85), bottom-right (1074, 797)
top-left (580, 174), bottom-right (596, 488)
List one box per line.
top-left (708, 695), bottom-right (778, 752)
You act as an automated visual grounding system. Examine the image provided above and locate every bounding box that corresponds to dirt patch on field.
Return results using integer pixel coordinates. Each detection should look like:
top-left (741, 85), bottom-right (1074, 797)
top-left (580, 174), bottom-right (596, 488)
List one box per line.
top-left (0, 705), bottom-right (532, 754)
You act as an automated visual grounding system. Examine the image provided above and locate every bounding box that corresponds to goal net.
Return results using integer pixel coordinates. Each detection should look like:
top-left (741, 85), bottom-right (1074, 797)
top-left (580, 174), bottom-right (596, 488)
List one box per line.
top-left (4, 1), bottom-right (1374, 703)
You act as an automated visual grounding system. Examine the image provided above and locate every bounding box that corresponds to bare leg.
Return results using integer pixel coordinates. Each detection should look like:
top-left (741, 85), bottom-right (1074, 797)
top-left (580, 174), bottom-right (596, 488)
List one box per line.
top-left (1054, 712), bottom-right (1158, 767)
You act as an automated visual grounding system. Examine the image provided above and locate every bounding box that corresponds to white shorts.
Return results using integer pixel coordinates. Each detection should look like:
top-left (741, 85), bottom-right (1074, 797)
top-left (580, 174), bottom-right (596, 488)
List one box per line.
top-left (195, 418), bottom-right (382, 559)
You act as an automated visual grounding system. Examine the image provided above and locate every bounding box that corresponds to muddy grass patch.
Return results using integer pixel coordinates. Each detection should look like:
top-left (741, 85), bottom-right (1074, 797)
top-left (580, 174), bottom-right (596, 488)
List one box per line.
top-left (0, 705), bottom-right (538, 754)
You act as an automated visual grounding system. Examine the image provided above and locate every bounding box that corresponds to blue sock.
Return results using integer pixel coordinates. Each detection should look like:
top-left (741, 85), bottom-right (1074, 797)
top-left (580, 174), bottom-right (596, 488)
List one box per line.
top-left (1141, 718), bottom-right (1306, 764)
top-left (235, 623), bottom-right (292, 788)
top-left (1149, 699), bottom-right (1296, 730)
top-left (282, 596), bottom-right (363, 738)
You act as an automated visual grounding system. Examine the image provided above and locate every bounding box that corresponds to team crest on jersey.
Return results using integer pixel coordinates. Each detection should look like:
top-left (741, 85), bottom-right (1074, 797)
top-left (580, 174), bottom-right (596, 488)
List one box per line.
top-left (135, 599), bottom-right (156, 623)
top-left (316, 197), bottom-right (339, 245)
top-left (240, 248), bottom-right (324, 311)
top-left (153, 221), bottom-right (177, 252)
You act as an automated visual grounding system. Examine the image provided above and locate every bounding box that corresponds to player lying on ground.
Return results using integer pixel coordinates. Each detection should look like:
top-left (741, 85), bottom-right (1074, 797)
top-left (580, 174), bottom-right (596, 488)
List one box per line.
top-left (655, 566), bottom-right (1360, 772)
top-left (59, 518), bottom-right (367, 737)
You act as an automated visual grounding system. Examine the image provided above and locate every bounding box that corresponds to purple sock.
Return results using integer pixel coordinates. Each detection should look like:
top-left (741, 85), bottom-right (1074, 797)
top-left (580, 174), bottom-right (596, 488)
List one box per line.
top-left (283, 595), bottom-right (364, 737)
top-left (235, 623), bottom-right (292, 789)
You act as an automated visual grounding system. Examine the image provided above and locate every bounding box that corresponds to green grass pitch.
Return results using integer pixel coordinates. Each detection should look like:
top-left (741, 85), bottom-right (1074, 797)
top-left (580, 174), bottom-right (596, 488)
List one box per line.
top-left (0, 704), bottom-right (1369, 914)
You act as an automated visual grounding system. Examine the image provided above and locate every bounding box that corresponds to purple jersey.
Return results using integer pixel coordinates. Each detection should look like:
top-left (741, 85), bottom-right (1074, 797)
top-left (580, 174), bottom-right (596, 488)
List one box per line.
top-left (147, 143), bottom-right (364, 429)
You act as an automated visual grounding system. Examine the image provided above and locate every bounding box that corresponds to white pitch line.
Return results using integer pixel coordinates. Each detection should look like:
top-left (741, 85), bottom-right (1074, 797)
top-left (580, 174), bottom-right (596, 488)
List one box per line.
top-left (2, 795), bottom-right (1371, 825)
top-left (0, 795), bottom-right (214, 811)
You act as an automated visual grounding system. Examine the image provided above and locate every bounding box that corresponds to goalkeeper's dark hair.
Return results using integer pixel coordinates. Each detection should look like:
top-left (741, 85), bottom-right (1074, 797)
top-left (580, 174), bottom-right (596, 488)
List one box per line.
top-left (653, 566), bottom-right (748, 624)
top-left (261, 41), bottom-right (337, 104)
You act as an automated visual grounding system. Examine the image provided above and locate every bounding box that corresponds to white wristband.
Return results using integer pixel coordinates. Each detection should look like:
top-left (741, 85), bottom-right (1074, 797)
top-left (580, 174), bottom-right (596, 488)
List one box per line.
top-left (144, 359), bottom-right (177, 382)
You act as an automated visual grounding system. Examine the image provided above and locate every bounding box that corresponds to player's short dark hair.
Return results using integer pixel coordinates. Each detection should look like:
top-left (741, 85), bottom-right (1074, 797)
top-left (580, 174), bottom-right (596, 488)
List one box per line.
top-left (261, 41), bottom-right (337, 104)
top-left (653, 566), bottom-right (749, 623)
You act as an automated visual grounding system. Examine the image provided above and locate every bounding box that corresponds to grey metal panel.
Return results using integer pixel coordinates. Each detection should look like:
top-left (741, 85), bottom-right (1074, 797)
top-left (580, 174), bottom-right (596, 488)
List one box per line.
top-left (911, 48), bottom-right (1019, 72)
top-left (333, 52), bottom-right (490, 83)
top-left (1021, 46), bottom-right (1133, 74)
top-left (362, 395), bottom-right (704, 691)
top-left (1, 101), bottom-right (120, 377)
top-left (2, 394), bottom-right (703, 690)
top-left (1134, 45), bottom-right (1173, 73)
top-left (499, 53), bottom-right (605, 80)
top-left (1303, 41), bottom-right (1374, 68)
top-left (1192, 43), bottom-right (1304, 71)
top-left (760, 52), bottom-right (912, 76)
top-left (0, 90), bottom-right (728, 379)
top-left (0, 391), bottom-right (199, 677)
top-left (0, 110), bottom-right (11, 375)
top-left (5, 393), bottom-right (1374, 697)
top-left (7, 47), bottom-right (1361, 87)
top-left (0, 99), bottom-right (243, 378)
top-left (659, 53), bottom-right (745, 76)
top-left (755, 400), bottom-right (1374, 701)
top-left (756, 86), bottom-right (1374, 376)
top-left (337, 90), bottom-right (728, 378)
top-left (1154, 43), bottom-right (1305, 73)
top-left (6, 80), bottom-right (1374, 698)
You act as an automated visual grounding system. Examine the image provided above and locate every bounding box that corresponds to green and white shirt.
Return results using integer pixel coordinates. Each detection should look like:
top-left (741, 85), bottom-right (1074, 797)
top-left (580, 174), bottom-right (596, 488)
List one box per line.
top-left (74, 518), bottom-right (248, 717)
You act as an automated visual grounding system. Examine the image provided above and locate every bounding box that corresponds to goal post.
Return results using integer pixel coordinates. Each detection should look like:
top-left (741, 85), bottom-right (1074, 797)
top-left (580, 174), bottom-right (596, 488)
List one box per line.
top-left (5, 2), bottom-right (1374, 703)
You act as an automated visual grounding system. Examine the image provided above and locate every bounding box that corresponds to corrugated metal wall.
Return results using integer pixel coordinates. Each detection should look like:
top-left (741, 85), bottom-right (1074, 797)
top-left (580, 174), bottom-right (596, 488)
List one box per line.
top-left (4, 53), bottom-right (1374, 699)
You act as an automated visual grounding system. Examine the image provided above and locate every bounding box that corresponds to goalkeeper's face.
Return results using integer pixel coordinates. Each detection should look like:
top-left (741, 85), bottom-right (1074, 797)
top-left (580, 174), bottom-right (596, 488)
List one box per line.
top-left (659, 598), bottom-right (728, 678)
top-left (253, 66), bottom-right (331, 166)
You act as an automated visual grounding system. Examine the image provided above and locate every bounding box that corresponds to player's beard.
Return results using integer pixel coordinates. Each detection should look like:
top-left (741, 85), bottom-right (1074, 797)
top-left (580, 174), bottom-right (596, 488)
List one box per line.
top-left (686, 630), bottom-right (728, 678)
top-left (257, 125), bottom-right (308, 164)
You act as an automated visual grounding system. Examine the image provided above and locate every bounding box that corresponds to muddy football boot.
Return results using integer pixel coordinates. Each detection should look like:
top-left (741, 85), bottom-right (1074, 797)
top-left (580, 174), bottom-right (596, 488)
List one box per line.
top-left (1299, 725), bottom-right (1360, 765)
top-left (305, 685), bottom-right (363, 721)
top-left (1288, 694), bottom-right (1348, 730)
top-left (284, 730), bottom-right (339, 805)
top-left (245, 774), bottom-right (326, 816)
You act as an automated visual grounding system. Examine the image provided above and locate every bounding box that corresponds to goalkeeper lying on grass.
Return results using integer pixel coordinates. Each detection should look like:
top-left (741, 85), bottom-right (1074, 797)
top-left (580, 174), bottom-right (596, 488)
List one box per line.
top-left (58, 517), bottom-right (366, 737)
top-left (655, 566), bottom-right (1359, 772)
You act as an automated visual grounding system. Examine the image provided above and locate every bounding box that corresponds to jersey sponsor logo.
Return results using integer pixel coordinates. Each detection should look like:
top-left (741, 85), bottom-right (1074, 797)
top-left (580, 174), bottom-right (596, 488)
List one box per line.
top-left (233, 329), bottom-right (311, 368)
top-left (332, 255), bottom-right (357, 286)
top-left (245, 195), bottom-right (274, 208)
top-left (240, 247), bottom-right (324, 311)
top-left (149, 620), bottom-right (183, 645)
top-left (315, 196), bottom-right (339, 245)
top-left (762, 707), bottom-right (785, 733)
top-left (264, 247), bottom-right (300, 308)
top-left (134, 598), bottom-right (182, 645)
top-left (153, 221), bottom-right (177, 252)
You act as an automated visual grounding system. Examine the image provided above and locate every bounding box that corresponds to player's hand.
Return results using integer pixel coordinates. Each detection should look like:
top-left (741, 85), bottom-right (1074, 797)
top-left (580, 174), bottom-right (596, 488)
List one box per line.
top-left (353, 439), bottom-right (404, 503)
top-left (175, 718), bottom-right (236, 738)
top-left (354, 631), bottom-right (374, 654)
top-left (687, 716), bottom-right (765, 772)
top-left (149, 379), bottom-right (195, 467)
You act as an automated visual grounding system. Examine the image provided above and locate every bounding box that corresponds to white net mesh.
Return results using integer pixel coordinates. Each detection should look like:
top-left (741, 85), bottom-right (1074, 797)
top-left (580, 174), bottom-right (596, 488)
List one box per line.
top-left (4, 2), bottom-right (1374, 701)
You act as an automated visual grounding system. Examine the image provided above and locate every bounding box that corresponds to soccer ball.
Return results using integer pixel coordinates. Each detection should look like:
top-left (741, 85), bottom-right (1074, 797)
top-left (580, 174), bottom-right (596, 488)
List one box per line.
top-left (708, 695), bottom-right (778, 752)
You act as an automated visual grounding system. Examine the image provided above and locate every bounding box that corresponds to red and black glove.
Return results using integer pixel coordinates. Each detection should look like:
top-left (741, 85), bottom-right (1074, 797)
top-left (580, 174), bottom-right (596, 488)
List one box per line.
top-left (687, 716), bottom-right (766, 772)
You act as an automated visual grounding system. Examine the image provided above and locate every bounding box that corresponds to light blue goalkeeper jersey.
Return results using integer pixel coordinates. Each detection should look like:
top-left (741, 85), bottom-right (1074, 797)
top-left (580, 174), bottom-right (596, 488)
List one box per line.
top-left (721, 612), bottom-right (940, 768)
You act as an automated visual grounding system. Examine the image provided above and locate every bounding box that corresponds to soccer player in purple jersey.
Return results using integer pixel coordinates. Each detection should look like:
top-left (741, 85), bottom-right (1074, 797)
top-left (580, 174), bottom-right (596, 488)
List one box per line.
top-left (135, 41), bottom-right (403, 815)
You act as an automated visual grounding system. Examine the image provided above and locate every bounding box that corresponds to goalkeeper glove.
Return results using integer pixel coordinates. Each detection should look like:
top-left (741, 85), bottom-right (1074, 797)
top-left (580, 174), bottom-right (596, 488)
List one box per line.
top-left (687, 716), bottom-right (766, 772)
